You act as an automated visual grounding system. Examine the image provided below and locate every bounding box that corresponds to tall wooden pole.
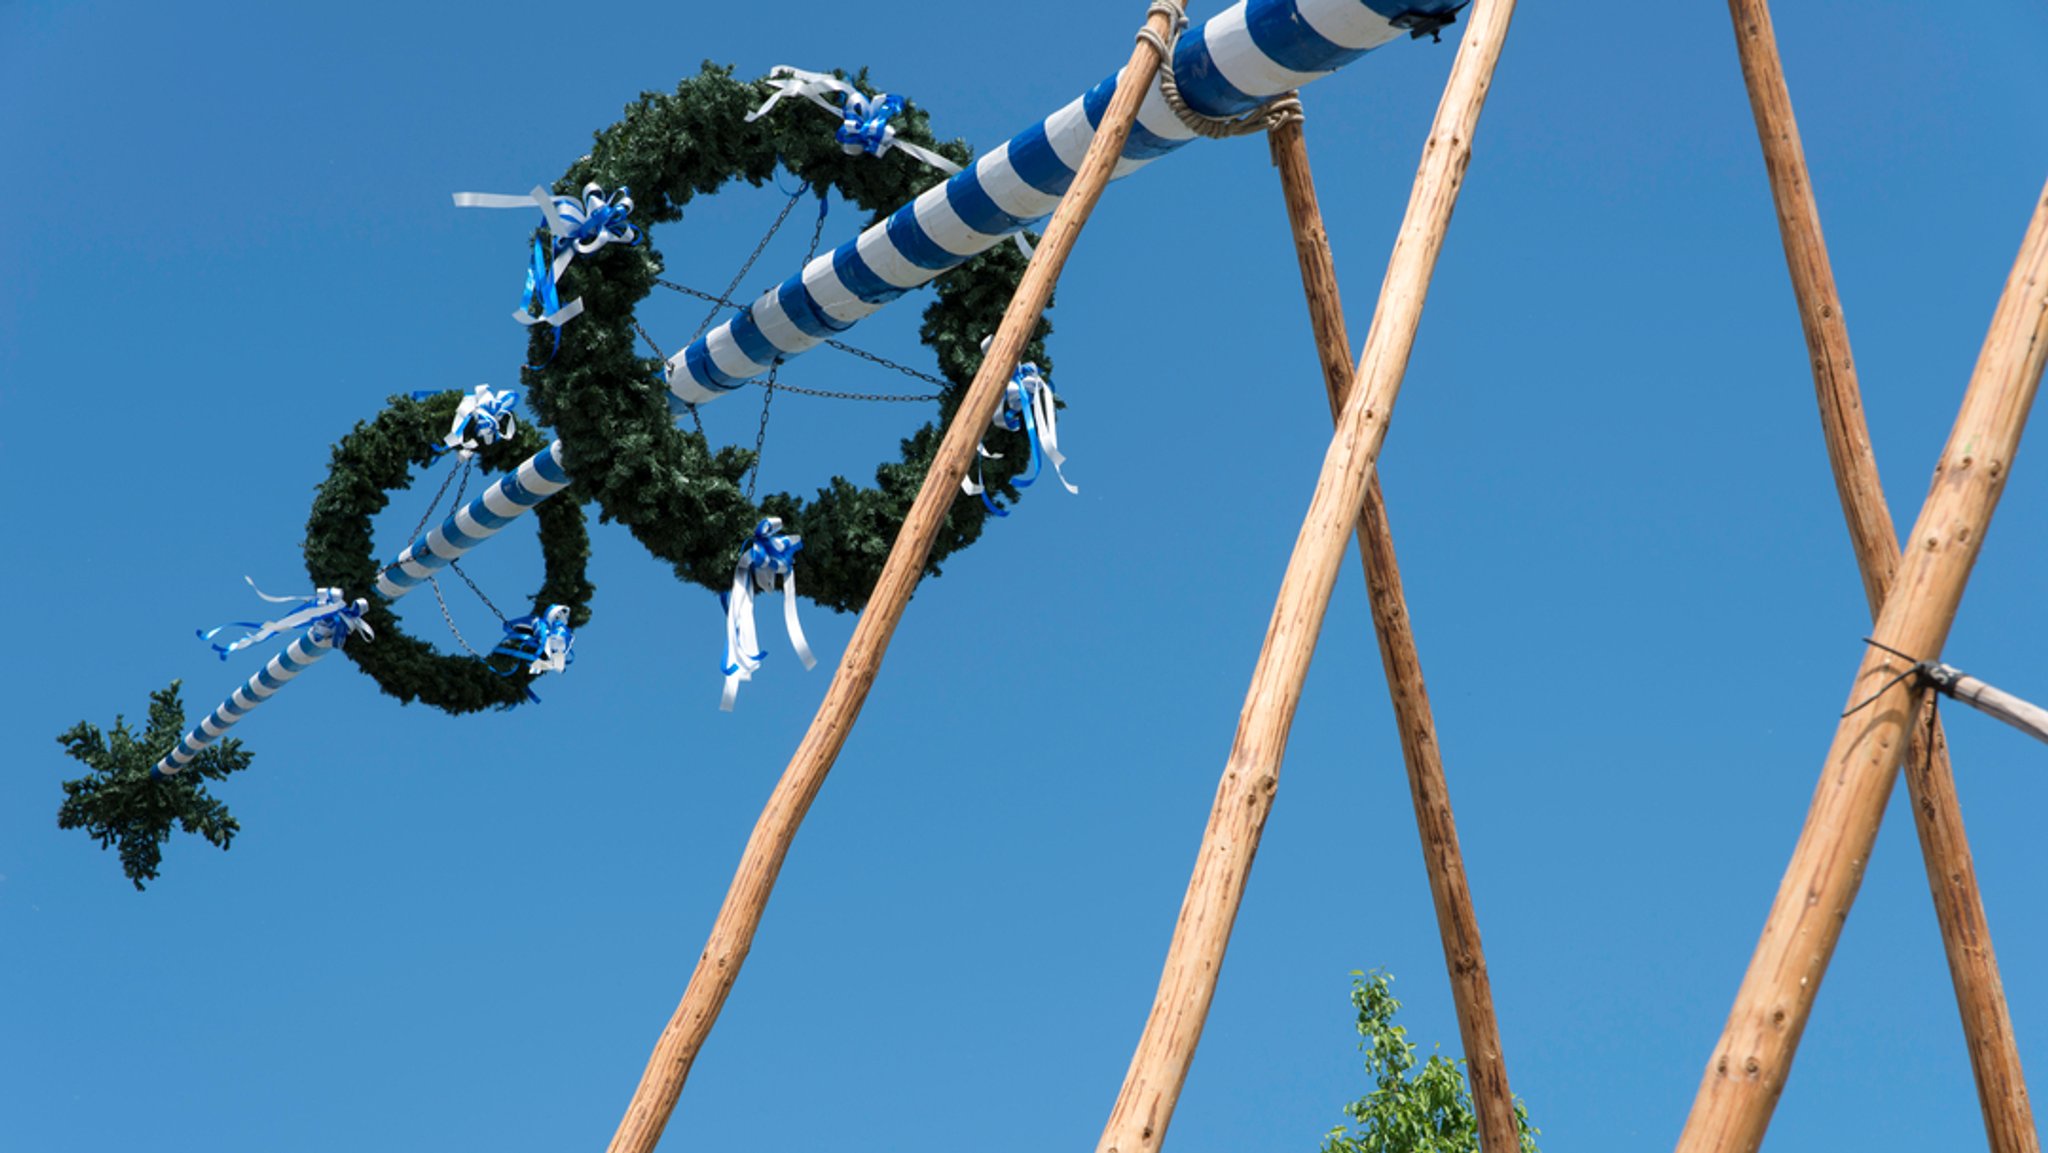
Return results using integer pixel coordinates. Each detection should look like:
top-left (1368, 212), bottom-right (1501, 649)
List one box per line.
top-left (1267, 116), bottom-right (1521, 1153)
top-left (602, 7), bottom-right (1186, 1150)
top-left (1723, 3), bottom-right (2039, 1149)
top-left (1676, 180), bottom-right (2048, 1153)
top-left (1093, 5), bottom-right (1517, 1151)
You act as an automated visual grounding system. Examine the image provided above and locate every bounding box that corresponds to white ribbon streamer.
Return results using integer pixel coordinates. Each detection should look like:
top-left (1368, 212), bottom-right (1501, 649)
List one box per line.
top-left (528, 604), bottom-right (572, 674)
top-left (453, 183), bottom-right (638, 328)
top-left (746, 65), bottom-right (962, 176)
top-left (206, 578), bottom-right (374, 658)
top-left (961, 337), bottom-right (1078, 501)
top-left (444, 384), bottom-right (519, 459)
top-left (721, 518), bottom-right (818, 711)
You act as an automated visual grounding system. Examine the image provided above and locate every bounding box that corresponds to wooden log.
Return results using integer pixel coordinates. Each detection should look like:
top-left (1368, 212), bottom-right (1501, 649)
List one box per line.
top-left (1676, 180), bottom-right (2048, 1153)
top-left (1722, 2), bottom-right (2039, 1148)
top-left (1093, 5), bottom-right (1518, 1151)
top-left (1266, 115), bottom-right (1521, 1153)
top-left (600, 8), bottom-right (1187, 1152)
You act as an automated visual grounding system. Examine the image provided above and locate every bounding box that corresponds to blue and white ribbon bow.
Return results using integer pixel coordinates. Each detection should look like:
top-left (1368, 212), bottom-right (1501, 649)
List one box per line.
top-left (745, 66), bottom-right (961, 177)
top-left (200, 578), bottom-right (374, 659)
top-left (494, 604), bottom-right (574, 675)
top-left (412, 384), bottom-right (519, 459)
top-left (961, 337), bottom-right (1078, 516)
top-left (452, 182), bottom-right (641, 332)
top-left (721, 517), bottom-right (817, 711)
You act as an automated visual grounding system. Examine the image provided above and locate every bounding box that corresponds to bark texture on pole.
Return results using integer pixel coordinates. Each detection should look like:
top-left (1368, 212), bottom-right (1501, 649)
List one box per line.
top-left (1724, 3), bottom-right (2039, 1149)
top-left (1093, 6), bottom-right (1517, 1151)
top-left (1676, 181), bottom-right (2048, 1153)
top-left (1267, 116), bottom-right (1521, 1153)
top-left (601, 9), bottom-right (1184, 1151)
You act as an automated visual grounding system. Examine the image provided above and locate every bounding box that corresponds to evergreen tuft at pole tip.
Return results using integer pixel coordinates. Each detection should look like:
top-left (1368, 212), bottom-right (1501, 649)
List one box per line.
top-left (55, 680), bottom-right (255, 891)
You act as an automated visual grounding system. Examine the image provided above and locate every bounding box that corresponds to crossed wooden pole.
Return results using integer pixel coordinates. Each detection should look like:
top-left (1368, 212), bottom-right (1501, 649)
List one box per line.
top-left (598, 0), bottom-right (2047, 1149)
top-left (1676, 3), bottom-right (2047, 1151)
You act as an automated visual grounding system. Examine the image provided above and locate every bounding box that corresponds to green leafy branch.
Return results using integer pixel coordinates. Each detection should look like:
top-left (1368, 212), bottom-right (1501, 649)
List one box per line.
top-left (1322, 971), bottom-right (1540, 1153)
top-left (56, 681), bottom-right (254, 890)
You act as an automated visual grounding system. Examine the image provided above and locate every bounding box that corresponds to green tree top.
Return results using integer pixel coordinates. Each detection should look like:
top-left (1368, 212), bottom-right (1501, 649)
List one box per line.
top-left (1323, 971), bottom-right (1539, 1153)
top-left (56, 681), bottom-right (253, 890)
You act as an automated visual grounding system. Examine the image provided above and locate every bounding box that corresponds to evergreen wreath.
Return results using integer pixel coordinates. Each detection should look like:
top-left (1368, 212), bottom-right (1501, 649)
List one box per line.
top-left (303, 390), bottom-right (595, 713)
top-left (520, 62), bottom-right (1054, 612)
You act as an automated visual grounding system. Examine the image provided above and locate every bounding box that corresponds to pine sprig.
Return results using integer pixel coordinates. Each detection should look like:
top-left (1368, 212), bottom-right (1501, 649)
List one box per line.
top-left (56, 681), bottom-right (254, 890)
top-left (523, 62), bottom-right (1054, 613)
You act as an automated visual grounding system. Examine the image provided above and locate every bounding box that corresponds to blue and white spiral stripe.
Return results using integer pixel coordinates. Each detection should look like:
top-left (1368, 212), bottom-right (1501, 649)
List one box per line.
top-left (375, 440), bottom-right (573, 600)
top-left (667, 0), bottom-right (1458, 405)
top-left (152, 630), bottom-right (338, 777)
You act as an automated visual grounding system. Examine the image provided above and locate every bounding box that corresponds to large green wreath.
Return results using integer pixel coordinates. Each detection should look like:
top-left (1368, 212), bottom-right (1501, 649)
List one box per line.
top-left (303, 390), bottom-right (595, 713)
top-left (521, 63), bottom-right (1053, 611)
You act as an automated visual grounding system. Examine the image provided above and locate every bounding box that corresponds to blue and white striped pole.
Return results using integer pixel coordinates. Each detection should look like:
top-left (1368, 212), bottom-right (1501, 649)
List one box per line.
top-left (667, 0), bottom-right (1459, 406)
top-left (374, 440), bottom-right (572, 599)
top-left (154, 440), bottom-right (575, 775)
top-left (152, 626), bottom-right (343, 777)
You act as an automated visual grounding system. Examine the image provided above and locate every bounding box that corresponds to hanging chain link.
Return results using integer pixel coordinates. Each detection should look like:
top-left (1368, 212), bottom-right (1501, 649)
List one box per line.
top-left (448, 558), bottom-right (507, 622)
top-left (652, 277), bottom-right (949, 398)
top-left (693, 188), bottom-right (806, 344)
top-left (428, 576), bottom-right (492, 659)
top-left (744, 190), bottom-right (832, 500)
top-left (632, 318), bottom-right (706, 439)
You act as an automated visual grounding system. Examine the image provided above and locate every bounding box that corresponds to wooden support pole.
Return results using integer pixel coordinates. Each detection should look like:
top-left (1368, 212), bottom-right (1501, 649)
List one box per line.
top-left (601, 7), bottom-right (1184, 1151)
top-left (1723, 3), bottom-right (2040, 1148)
top-left (1093, 5), bottom-right (1517, 1151)
top-left (1266, 116), bottom-right (1522, 1153)
top-left (1676, 180), bottom-right (2048, 1153)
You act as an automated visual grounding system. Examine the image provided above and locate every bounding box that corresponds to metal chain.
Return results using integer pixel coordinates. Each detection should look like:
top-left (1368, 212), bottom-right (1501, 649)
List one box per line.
top-left (692, 187), bottom-right (806, 344)
top-left (402, 457), bottom-right (467, 545)
top-left (448, 558), bottom-right (507, 622)
top-left (747, 363), bottom-right (778, 501)
top-left (652, 277), bottom-right (950, 397)
top-left (632, 318), bottom-right (705, 439)
top-left (427, 576), bottom-right (491, 659)
top-left (744, 190), bottom-right (831, 499)
top-left (755, 379), bottom-right (939, 403)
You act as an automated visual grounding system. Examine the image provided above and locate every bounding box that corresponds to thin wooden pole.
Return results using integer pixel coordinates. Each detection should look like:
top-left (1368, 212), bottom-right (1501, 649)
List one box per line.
top-left (602, 7), bottom-right (1185, 1150)
top-left (1724, 3), bottom-right (2040, 1148)
top-left (1266, 116), bottom-right (1521, 1153)
top-left (1676, 180), bottom-right (2048, 1153)
top-left (1093, 5), bottom-right (1517, 1151)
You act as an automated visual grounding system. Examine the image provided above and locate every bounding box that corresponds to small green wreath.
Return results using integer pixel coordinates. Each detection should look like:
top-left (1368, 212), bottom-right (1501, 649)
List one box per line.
top-left (520, 62), bottom-right (1053, 611)
top-left (303, 391), bottom-right (595, 713)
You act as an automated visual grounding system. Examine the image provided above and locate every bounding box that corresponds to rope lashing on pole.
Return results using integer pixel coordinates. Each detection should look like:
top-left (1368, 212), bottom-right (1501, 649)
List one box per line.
top-left (1845, 639), bottom-right (2048, 746)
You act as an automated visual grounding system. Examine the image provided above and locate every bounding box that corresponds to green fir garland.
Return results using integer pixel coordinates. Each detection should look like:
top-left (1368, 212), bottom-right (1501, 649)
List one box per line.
top-left (58, 62), bottom-right (1052, 885)
top-left (522, 62), bottom-right (1053, 612)
top-left (303, 391), bottom-right (595, 713)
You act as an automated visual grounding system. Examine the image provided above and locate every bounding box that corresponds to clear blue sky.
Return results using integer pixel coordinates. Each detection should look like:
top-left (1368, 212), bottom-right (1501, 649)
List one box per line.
top-left (5, 1), bottom-right (2047, 1149)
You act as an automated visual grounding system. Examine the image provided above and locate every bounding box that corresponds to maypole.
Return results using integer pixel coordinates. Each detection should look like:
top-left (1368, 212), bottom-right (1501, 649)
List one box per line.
top-left (1722, 2), bottom-right (2037, 1148)
top-left (1267, 110), bottom-right (1522, 1153)
top-left (152, 439), bottom-right (574, 777)
top-left (603, 7), bottom-right (1185, 1149)
top-left (374, 440), bottom-right (572, 599)
top-left (1675, 181), bottom-right (2048, 1152)
top-left (1094, 2), bottom-right (1517, 1149)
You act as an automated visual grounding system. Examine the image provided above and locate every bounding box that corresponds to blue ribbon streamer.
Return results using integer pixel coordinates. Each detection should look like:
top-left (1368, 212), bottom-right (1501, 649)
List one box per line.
top-left (493, 604), bottom-right (575, 676)
top-left (200, 581), bottom-right (373, 659)
top-left (837, 91), bottom-right (907, 156)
